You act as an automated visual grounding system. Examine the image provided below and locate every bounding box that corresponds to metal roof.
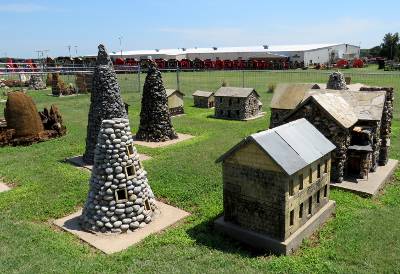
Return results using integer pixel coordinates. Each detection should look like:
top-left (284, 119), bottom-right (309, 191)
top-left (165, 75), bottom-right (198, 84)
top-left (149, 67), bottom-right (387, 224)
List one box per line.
top-left (165, 89), bottom-right (184, 97)
top-left (192, 90), bottom-right (214, 97)
top-left (216, 118), bottom-right (335, 175)
top-left (214, 87), bottom-right (258, 98)
top-left (270, 83), bottom-right (319, 109)
top-left (103, 43), bottom-right (354, 59)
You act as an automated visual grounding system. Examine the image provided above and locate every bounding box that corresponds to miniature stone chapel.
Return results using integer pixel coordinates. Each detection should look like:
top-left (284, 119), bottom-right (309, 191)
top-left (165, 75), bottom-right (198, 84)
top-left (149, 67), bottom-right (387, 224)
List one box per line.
top-left (215, 119), bottom-right (336, 255)
top-left (269, 72), bottom-right (394, 183)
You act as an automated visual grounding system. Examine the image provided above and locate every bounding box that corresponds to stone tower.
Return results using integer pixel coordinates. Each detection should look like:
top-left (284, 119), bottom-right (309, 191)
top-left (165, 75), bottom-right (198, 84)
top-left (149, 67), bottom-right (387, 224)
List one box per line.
top-left (83, 44), bottom-right (127, 164)
top-left (80, 118), bottom-right (157, 233)
top-left (136, 61), bottom-right (178, 142)
top-left (326, 71), bottom-right (348, 90)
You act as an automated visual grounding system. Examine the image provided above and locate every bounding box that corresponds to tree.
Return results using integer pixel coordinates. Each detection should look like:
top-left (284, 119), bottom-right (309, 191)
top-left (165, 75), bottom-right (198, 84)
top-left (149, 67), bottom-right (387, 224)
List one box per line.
top-left (380, 32), bottom-right (399, 60)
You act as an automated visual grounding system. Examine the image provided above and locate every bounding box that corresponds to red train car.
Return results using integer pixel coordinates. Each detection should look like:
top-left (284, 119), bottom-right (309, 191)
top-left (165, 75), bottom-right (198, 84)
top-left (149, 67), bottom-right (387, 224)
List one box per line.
top-left (223, 60), bottom-right (233, 70)
top-left (155, 58), bottom-right (166, 69)
top-left (192, 58), bottom-right (204, 69)
top-left (167, 59), bottom-right (178, 69)
top-left (204, 59), bottom-right (214, 69)
top-left (214, 59), bottom-right (223, 70)
top-left (125, 58), bottom-right (138, 66)
top-left (179, 59), bottom-right (191, 69)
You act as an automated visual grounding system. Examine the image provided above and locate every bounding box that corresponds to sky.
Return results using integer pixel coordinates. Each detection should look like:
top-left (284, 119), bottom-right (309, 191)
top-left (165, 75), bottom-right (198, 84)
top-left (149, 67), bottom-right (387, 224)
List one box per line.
top-left (0, 0), bottom-right (399, 58)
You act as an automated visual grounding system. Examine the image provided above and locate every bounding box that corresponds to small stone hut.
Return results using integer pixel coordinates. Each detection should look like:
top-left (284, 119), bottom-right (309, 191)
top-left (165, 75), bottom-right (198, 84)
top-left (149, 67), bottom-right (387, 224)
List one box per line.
top-left (165, 89), bottom-right (185, 116)
top-left (80, 118), bottom-right (157, 233)
top-left (193, 90), bottom-right (214, 108)
top-left (214, 87), bottom-right (262, 120)
top-left (215, 118), bottom-right (336, 254)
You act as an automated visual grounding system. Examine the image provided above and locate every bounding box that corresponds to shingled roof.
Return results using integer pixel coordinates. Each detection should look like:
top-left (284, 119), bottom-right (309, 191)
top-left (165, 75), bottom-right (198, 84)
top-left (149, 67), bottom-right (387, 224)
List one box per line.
top-left (270, 83), bottom-right (319, 109)
top-left (214, 87), bottom-right (259, 98)
top-left (216, 118), bottom-right (335, 175)
top-left (165, 89), bottom-right (185, 97)
top-left (192, 90), bottom-right (214, 97)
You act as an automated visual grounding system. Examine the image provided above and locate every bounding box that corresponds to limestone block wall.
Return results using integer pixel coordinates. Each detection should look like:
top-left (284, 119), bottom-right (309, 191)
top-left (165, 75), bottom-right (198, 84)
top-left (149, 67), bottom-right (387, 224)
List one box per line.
top-left (284, 156), bottom-right (331, 240)
top-left (215, 92), bottom-right (260, 120)
top-left (194, 96), bottom-right (214, 108)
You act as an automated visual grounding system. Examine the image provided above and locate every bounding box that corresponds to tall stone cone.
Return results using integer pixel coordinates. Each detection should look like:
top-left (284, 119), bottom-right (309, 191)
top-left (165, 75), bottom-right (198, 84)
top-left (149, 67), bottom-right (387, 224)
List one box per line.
top-left (326, 71), bottom-right (348, 90)
top-left (80, 118), bottom-right (157, 233)
top-left (136, 61), bottom-right (178, 142)
top-left (83, 44), bottom-right (127, 164)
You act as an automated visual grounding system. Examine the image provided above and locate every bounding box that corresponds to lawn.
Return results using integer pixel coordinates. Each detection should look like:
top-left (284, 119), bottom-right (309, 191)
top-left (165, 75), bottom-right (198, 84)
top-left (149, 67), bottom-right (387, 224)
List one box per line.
top-left (0, 70), bottom-right (399, 273)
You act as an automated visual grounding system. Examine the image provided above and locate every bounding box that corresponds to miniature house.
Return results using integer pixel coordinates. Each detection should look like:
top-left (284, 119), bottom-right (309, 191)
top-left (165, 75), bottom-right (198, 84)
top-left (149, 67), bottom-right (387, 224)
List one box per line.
top-left (214, 87), bottom-right (262, 120)
top-left (271, 86), bottom-right (391, 183)
top-left (215, 118), bottom-right (336, 255)
top-left (193, 90), bottom-right (214, 108)
top-left (165, 89), bottom-right (185, 116)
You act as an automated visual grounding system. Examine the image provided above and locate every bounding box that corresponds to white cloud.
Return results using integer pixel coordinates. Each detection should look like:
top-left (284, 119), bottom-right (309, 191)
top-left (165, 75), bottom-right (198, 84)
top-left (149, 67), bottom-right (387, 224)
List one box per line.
top-left (0, 3), bottom-right (47, 13)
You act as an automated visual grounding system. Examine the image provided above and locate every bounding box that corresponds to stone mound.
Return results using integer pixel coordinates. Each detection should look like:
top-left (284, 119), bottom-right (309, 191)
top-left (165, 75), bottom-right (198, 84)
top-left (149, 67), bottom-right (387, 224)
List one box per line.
top-left (4, 91), bottom-right (44, 137)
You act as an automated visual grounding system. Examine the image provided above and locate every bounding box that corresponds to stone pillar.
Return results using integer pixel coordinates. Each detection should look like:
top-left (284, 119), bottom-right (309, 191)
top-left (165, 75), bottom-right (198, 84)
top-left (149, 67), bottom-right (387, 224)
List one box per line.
top-left (136, 62), bottom-right (177, 142)
top-left (83, 44), bottom-right (127, 164)
top-left (80, 118), bottom-right (157, 233)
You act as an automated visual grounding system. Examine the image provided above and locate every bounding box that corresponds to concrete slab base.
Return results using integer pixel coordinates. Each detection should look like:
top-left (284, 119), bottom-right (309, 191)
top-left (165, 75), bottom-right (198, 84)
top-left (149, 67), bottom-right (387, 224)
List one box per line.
top-left (65, 154), bottom-right (152, 172)
top-left (133, 133), bottom-right (194, 148)
top-left (215, 200), bottom-right (336, 255)
top-left (53, 201), bottom-right (190, 254)
top-left (331, 159), bottom-right (398, 197)
top-left (0, 182), bottom-right (11, 193)
top-left (211, 112), bottom-right (266, 121)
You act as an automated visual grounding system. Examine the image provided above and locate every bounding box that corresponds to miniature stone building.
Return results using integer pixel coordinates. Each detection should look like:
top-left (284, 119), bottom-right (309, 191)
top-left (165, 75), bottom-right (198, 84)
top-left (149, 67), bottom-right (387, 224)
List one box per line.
top-left (193, 90), bottom-right (214, 108)
top-left (269, 83), bottom-right (320, 128)
top-left (75, 73), bottom-right (93, 93)
top-left (214, 87), bottom-right (262, 120)
top-left (136, 62), bottom-right (178, 142)
top-left (215, 118), bottom-right (336, 254)
top-left (270, 84), bottom-right (393, 183)
top-left (0, 91), bottom-right (66, 146)
top-left (83, 44), bottom-right (127, 164)
top-left (326, 71), bottom-right (348, 90)
top-left (27, 74), bottom-right (46, 90)
top-left (80, 118), bottom-right (157, 233)
top-left (165, 89), bottom-right (185, 116)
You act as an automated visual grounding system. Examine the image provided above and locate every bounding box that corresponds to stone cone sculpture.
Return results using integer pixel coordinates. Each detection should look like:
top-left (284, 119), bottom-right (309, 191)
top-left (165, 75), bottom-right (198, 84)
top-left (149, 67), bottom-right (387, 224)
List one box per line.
top-left (83, 44), bottom-right (127, 164)
top-left (136, 61), bottom-right (178, 142)
top-left (326, 71), bottom-right (348, 90)
top-left (80, 118), bottom-right (157, 233)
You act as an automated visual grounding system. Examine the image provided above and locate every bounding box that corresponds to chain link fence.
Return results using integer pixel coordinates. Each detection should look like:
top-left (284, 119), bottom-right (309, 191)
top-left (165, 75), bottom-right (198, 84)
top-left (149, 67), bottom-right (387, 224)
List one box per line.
top-left (2, 66), bottom-right (400, 97)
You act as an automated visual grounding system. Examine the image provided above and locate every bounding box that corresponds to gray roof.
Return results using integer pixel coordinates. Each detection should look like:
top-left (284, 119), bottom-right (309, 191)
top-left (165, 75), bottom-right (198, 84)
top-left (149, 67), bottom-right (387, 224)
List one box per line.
top-left (216, 118), bottom-right (335, 175)
top-left (214, 87), bottom-right (259, 98)
top-left (303, 89), bottom-right (386, 121)
top-left (192, 90), bottom-right (214, 97)
top-left (270, 83), bottom-right (319, 109)
top-left (165, 89), bottom-right (185, 97)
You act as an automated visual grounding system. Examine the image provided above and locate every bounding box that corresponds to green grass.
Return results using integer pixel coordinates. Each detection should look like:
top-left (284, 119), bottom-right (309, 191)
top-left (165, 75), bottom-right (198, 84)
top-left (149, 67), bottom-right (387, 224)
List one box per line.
top-left (0, 70), bottom-right (399, 273)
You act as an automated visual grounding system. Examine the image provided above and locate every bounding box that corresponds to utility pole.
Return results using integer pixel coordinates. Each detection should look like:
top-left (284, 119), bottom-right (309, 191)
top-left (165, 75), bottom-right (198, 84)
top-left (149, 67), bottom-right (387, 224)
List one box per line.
top-left (74, 45), bottom-right (78, 57)
top-left (118, 36), bottom-right (123, 59)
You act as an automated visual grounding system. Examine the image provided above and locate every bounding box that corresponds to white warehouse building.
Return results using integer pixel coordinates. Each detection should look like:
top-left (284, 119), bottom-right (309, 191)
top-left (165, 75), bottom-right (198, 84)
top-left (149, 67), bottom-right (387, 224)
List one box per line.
top-left (108, 43), bottom-right (360, 66)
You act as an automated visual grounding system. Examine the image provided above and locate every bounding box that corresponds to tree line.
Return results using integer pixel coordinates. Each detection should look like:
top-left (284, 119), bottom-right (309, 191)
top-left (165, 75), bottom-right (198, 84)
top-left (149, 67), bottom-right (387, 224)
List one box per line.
top-left (362, 33), bottom-right (400, 60)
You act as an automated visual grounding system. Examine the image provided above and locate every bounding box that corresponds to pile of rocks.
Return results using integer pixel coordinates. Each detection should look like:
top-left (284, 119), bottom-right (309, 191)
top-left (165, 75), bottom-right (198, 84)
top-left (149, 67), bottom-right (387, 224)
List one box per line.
top-left (80, 118), bottom-right (157, 233)
top-left (83, 44), bottom-right (127, 164)
top-left (327, 71), bottom-right (348, 90)
top-left (136, 61), bottom-right (178, 142)
top-left (51, 73), bottom-right (76, 96)
top-left (27, 75), bottom-right (46, 90)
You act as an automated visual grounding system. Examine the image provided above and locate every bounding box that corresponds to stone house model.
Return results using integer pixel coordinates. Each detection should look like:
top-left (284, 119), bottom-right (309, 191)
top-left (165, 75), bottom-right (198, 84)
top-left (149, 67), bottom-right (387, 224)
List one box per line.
top-left (269, 83), bottom-right (393, 183)
top-left (214, 118), bottom-right (336, 255)
top-left (165, 89), bottom-right (185, 116)
top-left (192, 90), bottom-right (215, 108)
top-left (214, 87), bottom-right (262, 120)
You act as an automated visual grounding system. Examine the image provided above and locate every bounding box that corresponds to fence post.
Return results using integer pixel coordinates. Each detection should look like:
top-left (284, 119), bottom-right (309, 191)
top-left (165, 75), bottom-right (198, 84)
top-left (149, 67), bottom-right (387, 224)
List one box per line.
top-left (242, 70), bottom-right (245, 87)
top-left (176, 64), bottom-right (180, 91)
top-left (137, 64), bottom-right (141, 93)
